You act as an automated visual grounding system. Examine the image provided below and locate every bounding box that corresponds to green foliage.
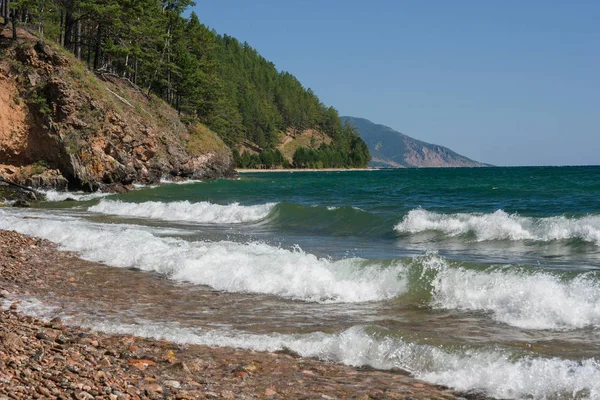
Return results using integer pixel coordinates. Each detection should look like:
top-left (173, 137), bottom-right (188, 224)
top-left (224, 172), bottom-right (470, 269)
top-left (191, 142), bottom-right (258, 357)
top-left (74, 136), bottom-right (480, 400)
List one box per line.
top-left (31, 160), bottom-right (49, 175)
top-left (17, 0), bottom-right (370, 168)
top-left (27, 86), bottom-right (51, 117)
top-left (235, 149), bottom-right (289, 169)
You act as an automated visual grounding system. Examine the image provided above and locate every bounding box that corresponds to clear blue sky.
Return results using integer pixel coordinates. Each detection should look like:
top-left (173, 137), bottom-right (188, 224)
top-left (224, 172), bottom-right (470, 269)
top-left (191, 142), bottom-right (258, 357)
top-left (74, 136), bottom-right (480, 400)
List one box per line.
top-left (191, 1), bottom-right (599, 166)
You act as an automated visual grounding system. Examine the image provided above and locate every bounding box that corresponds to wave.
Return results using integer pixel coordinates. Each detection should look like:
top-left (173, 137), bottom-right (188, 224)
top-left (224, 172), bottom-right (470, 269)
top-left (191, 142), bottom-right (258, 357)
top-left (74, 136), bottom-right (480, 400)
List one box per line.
top-left (5, 297), bottom-right (599, 400)
top-left (403, 253), bottom-right (600, 330)
top-left (264, 202), bottom-right (390, 236)
top-left (88, 199), bottom-right (276, 224)
top-left (395, 208), bottom-right (600, 245)
top-left (3, 209), bottom-right (600, 328)
top-left (0, 210), bottom-right (406, 303)
top-left (41, 189), bottom-right (111, 202)
top-left (159, 178), bottom-right (203, 185)
top-left (62, 322), bottom-right (600, 399)
top-left (89, 200), bottom-right (392, 235)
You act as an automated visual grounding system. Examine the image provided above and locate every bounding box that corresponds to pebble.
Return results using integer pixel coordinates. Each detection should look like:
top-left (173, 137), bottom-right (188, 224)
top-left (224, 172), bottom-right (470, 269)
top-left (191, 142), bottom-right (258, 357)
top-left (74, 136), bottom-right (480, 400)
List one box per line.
top-left (163, 380), bottom-right (181, 389)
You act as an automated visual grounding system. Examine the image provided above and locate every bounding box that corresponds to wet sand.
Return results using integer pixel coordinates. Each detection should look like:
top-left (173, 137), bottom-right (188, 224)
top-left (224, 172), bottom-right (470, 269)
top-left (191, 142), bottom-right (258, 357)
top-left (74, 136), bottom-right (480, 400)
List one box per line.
top-left (0, 229), bottom-right (475, 400)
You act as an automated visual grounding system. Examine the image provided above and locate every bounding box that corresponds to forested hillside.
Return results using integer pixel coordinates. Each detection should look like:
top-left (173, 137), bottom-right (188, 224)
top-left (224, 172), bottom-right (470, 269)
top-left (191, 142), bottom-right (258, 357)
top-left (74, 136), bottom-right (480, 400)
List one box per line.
top-left (1, 0), bottom-right (369, 169)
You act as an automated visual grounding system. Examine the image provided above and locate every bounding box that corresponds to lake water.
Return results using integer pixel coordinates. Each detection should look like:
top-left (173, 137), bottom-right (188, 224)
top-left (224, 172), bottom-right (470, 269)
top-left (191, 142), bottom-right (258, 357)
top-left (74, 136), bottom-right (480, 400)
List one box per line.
top-left (2, 166), bottom-right (600, 399)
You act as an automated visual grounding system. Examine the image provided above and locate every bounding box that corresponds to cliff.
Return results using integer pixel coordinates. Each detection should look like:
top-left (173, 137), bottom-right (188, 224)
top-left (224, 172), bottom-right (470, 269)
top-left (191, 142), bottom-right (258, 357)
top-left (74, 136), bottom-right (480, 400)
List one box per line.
top-left (0, 27), bottom-right (234, 195)
top-left (342, 116), bottom-right (489, 168)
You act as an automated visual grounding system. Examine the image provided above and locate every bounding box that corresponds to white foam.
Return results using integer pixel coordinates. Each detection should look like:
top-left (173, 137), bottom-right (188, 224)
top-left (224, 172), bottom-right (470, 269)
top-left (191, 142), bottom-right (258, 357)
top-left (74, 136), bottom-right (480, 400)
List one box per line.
top-left (94, 322), bottom-right (600, 399)
top-left (88, 199), bottom-right (276, 224)
top-left (159, 178), bottom-right (203, 185)
top-left (0, 210), bottom-right (406, 303)
top-left (415, 254), bottom-right (600, 330)
top-left (6, 297), bottom-right (597, 400)
top-left (396, 208), bottom-right (600, 245)
top-left (41, 189), bottom-right (110, 202)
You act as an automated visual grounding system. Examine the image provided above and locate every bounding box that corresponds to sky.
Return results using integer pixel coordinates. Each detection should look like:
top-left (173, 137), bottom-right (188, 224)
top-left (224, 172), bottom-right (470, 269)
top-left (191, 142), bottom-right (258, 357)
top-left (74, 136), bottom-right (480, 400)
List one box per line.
top-left (190, 1), bottom-right (599, 166)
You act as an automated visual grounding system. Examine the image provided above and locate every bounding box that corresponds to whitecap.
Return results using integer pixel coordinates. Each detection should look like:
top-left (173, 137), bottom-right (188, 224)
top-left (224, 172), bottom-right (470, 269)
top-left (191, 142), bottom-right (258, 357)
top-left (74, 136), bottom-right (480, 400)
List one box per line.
top-left (88, 199), bottom-right (276, 224)
top-left (395, 208), bottom-right (600, 245)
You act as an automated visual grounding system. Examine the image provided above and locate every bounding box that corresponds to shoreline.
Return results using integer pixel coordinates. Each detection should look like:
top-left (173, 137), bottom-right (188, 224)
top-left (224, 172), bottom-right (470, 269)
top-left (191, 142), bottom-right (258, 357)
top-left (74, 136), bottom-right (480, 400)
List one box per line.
top-left (0, 229), bottom-right (472, 400)
top-left (236, 168), bottom-right (377, 173)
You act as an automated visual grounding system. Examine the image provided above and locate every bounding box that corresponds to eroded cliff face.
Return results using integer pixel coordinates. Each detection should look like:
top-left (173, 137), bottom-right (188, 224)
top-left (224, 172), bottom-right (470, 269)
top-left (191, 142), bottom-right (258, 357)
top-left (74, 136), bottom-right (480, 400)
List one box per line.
top-left (0, 28), bottom-right (234, 193)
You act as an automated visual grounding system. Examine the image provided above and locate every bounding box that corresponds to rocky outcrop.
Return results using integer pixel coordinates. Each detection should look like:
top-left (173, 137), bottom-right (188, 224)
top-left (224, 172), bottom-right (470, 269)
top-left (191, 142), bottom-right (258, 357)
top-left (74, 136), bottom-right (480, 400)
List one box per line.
top-left (0, 28), bottom-right (235, 193)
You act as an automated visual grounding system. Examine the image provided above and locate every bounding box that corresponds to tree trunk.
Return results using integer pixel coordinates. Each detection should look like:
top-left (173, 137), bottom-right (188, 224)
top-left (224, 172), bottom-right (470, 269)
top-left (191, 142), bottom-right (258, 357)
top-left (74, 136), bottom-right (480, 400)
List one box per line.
top-left (123, 53), bottom-right (129, 78)
top-left (11, 7), bottom-right (17, 40)
top-left (2, 0), bottom-right (8, 26)
top-left (86, 25), bottom-right (92, 66)
top-left (64, 10), bottom-right (74, 51)
top-left (1, 0), bottom-right (5, 25)
top-left (59, 11), bottom-right (64, 45)
top-left (167, 37), bottom-right (171, 103)
top-left (75, 19), bottom-right (81, 59)
top-left (93, 24), bottom-right (102, 70)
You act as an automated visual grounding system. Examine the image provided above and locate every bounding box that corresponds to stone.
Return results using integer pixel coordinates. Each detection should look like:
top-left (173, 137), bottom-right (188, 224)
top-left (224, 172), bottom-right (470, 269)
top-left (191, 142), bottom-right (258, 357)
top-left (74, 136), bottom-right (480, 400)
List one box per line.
top-left (35, 331), bottom-right (50, 340)
top-left (12, 199), bottom-right (30, 208)
top-left (162, 349), bottom-right (176, 363)
top-left (163, 380), bottom-right (181, 389)
top-left (37, 386), bottom-right (51, 396)
top-left (127, 359), bottom-right (156, 370)
top-left (220, 391), bottom-right (235, 399)
top-left (98, 357), bottom-right (111, 367)
top-left (74, 391), bottom-right (94, 400)
top-left (142, 383), bottom-right (163, 395)
top-left (0, 372), bottom-right (12, 383)
top-left (1, 332), bottom-right (24, 349)
top-left (265, 388), bottom-right (277, 396)
top-left (0, 289), bottom-right (9, 298)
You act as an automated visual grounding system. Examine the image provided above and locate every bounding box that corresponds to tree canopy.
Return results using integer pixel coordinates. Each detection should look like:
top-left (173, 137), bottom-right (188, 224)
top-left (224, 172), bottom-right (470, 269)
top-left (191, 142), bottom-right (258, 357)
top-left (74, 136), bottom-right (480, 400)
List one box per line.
top-left (2, 0), bottom-right (370, 168)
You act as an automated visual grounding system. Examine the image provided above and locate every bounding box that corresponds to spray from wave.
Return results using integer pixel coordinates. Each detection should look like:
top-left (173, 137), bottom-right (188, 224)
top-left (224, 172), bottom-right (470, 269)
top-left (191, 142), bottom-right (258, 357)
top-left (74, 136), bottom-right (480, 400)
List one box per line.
top-left (88, 199), bottom-right (276, 224)
top-left (395, 208), bottom-right (600, 245)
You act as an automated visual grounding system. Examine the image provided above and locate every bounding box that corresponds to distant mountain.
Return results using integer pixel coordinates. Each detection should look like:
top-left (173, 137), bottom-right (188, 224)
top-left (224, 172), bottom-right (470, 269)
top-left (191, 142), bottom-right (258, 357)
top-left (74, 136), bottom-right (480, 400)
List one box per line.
top-left (342, 117), bottom-right (489, 168)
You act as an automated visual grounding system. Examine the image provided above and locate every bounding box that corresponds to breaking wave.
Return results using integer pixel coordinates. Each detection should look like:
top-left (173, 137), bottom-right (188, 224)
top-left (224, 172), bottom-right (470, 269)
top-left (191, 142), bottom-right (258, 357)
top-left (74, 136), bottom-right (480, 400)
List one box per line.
top-left (88, 199), bottom-right (276, 224)
top-left (41, 189), bottom-right (111, 202)
top-left (0, 210), bottom-right (405, 303)
top-left (403, 253), bottom-right (600, 330)
top-left (395, 208), bottom-right (600, 245)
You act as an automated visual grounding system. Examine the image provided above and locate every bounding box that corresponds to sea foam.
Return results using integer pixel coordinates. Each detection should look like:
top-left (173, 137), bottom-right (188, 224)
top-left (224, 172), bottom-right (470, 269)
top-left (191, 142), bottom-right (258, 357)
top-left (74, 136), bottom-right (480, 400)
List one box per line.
top-left (5, 296), bottom-right (598, 400)
top-left (0, 210), bottom-right (405, 303)
top-left (82, 322), bottom-right (600, 399)
top-left (41, 189), bottom-right (111, 202)
top-left (395, 208), bottom-right (600, 245)
top-left (413, 254), bottom-right (600, 330)
top-left (88, 199), bottom-right (275, 224)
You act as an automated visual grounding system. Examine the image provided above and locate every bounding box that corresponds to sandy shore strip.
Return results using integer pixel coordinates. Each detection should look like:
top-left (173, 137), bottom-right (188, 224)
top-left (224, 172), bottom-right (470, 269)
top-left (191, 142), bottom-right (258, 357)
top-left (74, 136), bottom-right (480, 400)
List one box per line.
top-left (236, 168), bottom-right (378, 173)
top-left (0, 229), bottom-right (478, 400)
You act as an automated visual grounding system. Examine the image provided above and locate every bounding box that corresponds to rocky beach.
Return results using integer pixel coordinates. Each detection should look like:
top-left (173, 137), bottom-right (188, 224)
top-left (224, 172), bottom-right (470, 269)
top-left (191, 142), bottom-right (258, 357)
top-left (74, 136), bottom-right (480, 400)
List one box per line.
top-left (0, 229), bottom-right (470, 400)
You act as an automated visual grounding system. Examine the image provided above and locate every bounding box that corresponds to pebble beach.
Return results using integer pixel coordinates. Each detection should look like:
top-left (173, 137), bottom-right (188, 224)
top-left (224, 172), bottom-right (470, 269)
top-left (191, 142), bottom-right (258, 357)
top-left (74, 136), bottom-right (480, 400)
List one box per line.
top-left (0, 229), bottom-right (470, 400)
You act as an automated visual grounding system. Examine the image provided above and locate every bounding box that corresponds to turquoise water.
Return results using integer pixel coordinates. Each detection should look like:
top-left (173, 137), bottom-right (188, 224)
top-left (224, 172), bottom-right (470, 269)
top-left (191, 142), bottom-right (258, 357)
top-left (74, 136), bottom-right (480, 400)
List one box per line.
top-left (2, 166), bottom-right (600, 399)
